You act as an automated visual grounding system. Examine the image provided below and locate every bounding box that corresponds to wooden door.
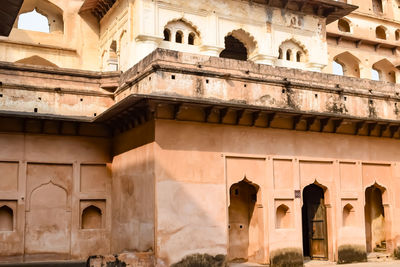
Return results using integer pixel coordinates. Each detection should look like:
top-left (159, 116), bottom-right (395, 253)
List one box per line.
top-left (307, 199), bottom-right (328, 259)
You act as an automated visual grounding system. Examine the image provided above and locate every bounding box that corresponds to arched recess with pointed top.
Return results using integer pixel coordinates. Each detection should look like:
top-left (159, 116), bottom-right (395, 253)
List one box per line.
top-left (220, 29), bottom-right (258, 61)
top-left (276, 204), bottom-right (292, 229)
top-left (81, 205), bottom-right (103, 229)
top-left (343, 203), bottom-right (356, 227)
top-left (376, 25), bottom-right (387, 40)
top-left (364, 183), bottom-right (387, 253)
top-left (333, 51), bottom-right (361, 78)
top-left (0, 206), bottom-right (13, 231)
top-left (228, 178), bottom-right (264, 263)
top-left (372, 59), bottom-right (397, 83)
top-left (16, 0), bottom-right (64, 33)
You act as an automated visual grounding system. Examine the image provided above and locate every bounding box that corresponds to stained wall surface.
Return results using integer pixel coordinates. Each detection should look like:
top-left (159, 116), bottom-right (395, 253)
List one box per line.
top-left (111, 122), bottom-right (156, 254)
top-left (154, 119), bottom-right (400, 265)
top-left (0, 133), bottom-right (112, 262)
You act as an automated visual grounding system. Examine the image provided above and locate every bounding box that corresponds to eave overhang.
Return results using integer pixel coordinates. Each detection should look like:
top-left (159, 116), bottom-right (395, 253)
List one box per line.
top-left (79, 0), bottom-right (117, 21)
top-left (0, 0), bottom-right (24, 36)
top-left (257, 0), bottom-right (358, 24)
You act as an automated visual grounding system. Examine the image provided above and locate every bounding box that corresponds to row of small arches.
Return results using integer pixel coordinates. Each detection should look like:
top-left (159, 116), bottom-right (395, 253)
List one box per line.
top-left (338, 19), bottom-right (400, 41)
top-left (278, 49), bottom-right (304, 62)
top-left (163, 29), bottom-right (196, 45)
top-left (0, 205), bottom-right (103, 231)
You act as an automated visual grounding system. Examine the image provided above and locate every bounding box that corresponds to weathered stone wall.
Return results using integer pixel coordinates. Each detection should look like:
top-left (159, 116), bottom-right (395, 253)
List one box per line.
top-left (153, 119), bottom-right (400, 265)
top-left (0, 132), bottom-right (112, 262)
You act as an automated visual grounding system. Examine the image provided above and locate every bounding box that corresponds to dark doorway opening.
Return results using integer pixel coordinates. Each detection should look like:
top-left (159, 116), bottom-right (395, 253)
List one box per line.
top-left (365, 185), bottom-right (386, 253)
top-left (228, 180), bottom-right (258, 262)
top-left (220, 35), bottom-right (247, 61)
top-left (302, 184), bottom-right (328, 260)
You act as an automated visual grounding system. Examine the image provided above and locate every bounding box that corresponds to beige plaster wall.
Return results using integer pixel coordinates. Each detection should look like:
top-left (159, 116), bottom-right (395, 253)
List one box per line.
top-left (154, 119), bottom-right (400, 265)
top-left (111, 123), bottom-right (155, 254)
top-left (0, 133), bottom-right (112, 262)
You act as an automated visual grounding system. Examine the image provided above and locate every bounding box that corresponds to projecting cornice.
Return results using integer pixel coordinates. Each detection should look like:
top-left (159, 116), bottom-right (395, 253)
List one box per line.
top-left (256, 0), bottom-right (358, 24)
top-left (79, 0), bottom-right (117, 20)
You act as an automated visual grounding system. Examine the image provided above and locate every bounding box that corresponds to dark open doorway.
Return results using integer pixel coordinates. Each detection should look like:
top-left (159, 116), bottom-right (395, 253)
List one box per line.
top-left (302, 184), bottom-right (328, 260)
top-left (365, 185), bottom-right (386, 253)
top-left (228, 180), bottom-right (258, 262)
top-left (220, 35), bottom-right (247, 61)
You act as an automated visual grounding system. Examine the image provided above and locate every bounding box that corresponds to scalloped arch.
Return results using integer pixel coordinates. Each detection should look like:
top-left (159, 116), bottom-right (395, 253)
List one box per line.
top-left (280, 38), bottom-right (308, 55)
top-left (225, 28), bottom-right (259, 53)
top-left (164, 17), bottom-right (202, 37)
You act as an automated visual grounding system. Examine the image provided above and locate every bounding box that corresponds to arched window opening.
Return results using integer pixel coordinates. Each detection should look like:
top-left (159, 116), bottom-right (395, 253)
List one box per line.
top-left (188, 32), bottom-right (195, 45)
top-left (219, 35), bottom-right (248, 61)
top-left (373, 59), bottom-right (397, 83)
top-left (376, 26), bottom-right (387, 40)
top-left (333, 52), bottom-right (360, 78)
top-left (81, 206), bottom-right (102, 230)
top-left (0, 206), bottom-right (13, 231)
top-left (372, 0), bottom-right (383, 13)
top-left (279, 40), bottom-right (307, 63)
top-left (278, 48), bottom-right (283, 59)
top-left (343, 204), bottom-right (356, 227)
top-left (338, 19), bottom-right (351, 33)
top-left (286, 49), bottom-right (292, 61)
top-left (175, 31), bottom-right (183, 43)
top-left (365, 185), bottom-right (386, 253)
top-left (163, 28), bottom-right (171, 41)
top-left (333, 61), bottom-right (344, 76)
top-left (296, 51), bottom-right (302, 62)
top-left (107, 40), bottom-right (118, 71)
top-left (396, 30), bottom-right (400, 41)
top-left (18, 9), bottom-right (50, 33)
top-left (276, 204), bottom-right (291, 229)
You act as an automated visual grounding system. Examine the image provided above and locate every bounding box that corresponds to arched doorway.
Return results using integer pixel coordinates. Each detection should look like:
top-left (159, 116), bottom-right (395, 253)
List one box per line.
top-left (228, 180), bottom-right (259, 262)
top-left (302, 184), bottom-right (328, 260)
top-left (365, 185), bottom-right (386, 253)
top-left (220, 35), bottom-right (247, 61)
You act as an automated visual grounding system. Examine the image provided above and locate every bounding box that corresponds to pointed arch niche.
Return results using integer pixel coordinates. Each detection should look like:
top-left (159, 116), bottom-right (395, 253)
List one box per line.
top-left (275, 201), bottom-right (293, 229)
top-left (228, 179), bottom-right (263, 262)
top-left (342, 203), bottom-right (356, 227)
top-left (0, 205), bottom-right (14, 232)
top-left (80, 200), bottom-right (106, 230)
top-left (16, 0), bottom-right (64, 34)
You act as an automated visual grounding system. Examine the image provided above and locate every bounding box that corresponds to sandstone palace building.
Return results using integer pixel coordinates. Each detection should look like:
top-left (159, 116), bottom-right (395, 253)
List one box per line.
top-left (1, 0), bottom-right (400, 266)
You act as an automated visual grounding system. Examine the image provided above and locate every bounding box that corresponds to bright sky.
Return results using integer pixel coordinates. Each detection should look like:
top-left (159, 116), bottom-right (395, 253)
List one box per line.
top-left (332, 61), bottom-right (343, 76)
top-left (18, 9), bottom-right (50, 33)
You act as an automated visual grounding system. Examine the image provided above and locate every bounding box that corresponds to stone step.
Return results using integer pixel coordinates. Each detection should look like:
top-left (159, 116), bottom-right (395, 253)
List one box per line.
top-left (367, 252), bottom-right (392, 262)
top-left (229, 263), bottom-right (267, 267)
top-left (0, 261), bottom-right (86, 267)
